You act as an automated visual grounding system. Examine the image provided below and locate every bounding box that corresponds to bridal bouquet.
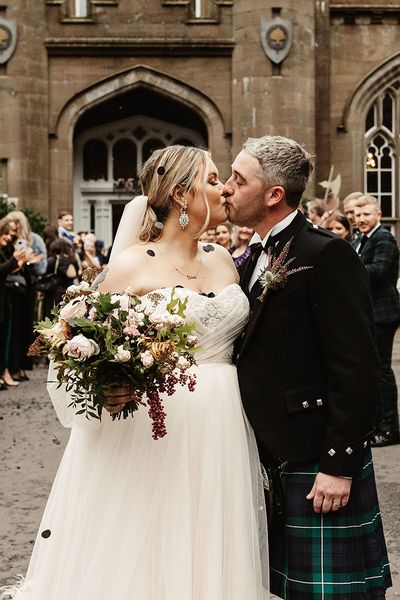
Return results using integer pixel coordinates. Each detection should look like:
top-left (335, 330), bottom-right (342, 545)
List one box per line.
top-left (29, 282), bottom-right (198, 439)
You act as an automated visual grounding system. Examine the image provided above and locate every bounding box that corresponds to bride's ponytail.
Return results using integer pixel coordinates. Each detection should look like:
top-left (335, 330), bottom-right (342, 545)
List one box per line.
top-left (139, 204), bottom-right (163, 243)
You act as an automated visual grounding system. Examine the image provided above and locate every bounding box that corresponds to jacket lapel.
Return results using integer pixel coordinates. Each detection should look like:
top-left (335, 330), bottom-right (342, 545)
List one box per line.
top-left (239, 211), bottom-right (307, 355)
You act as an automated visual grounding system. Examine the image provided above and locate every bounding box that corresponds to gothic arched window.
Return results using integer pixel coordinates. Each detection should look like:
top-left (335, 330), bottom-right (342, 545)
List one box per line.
top-left (83, 139), bottom-right (108, 181)
top-left (364, 89), bottom-right (398, 220)
top-left (142, 138), bottom-right (165, 164)
top-left (112, 139), bottom-right (137, 180)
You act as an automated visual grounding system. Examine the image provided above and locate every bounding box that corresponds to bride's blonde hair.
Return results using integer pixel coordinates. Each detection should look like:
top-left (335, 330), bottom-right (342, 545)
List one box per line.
top-left (138, 145), bottom-right (210, 242)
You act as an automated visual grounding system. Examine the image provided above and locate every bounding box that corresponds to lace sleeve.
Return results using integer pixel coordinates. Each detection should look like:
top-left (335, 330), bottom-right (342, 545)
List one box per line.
top-left (47, 361), bottom-right (102, 430)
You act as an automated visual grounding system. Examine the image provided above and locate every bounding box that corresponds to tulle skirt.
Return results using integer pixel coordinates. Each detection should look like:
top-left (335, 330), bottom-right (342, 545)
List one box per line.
top-left (5, 363), bottom-right (268, 599)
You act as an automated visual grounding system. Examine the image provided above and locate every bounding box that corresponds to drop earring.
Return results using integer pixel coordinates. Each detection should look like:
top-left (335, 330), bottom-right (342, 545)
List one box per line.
top-left (179, 205), bottom-right (189, 229)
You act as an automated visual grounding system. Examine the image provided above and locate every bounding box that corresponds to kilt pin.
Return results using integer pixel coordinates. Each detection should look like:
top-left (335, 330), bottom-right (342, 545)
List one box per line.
top-left (236, 211), bottom-right (392, 599)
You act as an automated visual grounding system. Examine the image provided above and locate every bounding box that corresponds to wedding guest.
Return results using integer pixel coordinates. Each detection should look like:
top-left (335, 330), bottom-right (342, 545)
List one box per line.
top-left (95, 239), bottom-right (108, 266)
top-left (306, 199), bottom-right (324, 225)
top-left (0, 218), bottom-right (31, 389)
top-left (225, 134), bottom-right (391, 598)
top-left (325, 211), bottom-right (352, 242)
top-left (6, 211), bottom-right (46, 381)
top-left (206, 227), bottom-right (217, 243)
top-left (215, 222), bottom-right (235, 251)
top-left (47, 239), bottom-right (79, 306)
top-left (82, 237), bottom-right (101, 270)
top-left (231, 227), bottom-right (254, 269)
top-left (343, 191), bottom-right (363, 227)
top-left (353, 195), bottom-right (400, 447)
top-left (58, 211), bottom-right (75, 243)
top-left (42, 224), bottom-right (59, 255)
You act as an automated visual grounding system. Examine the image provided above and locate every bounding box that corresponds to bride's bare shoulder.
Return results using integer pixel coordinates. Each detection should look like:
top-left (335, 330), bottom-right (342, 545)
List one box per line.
top-left (97, 244), bottom-right (153, 293)
top-left (198, 242), bottom-right (239, 282)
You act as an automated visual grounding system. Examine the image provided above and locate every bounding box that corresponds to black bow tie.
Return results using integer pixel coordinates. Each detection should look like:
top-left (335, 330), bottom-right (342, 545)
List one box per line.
top-left (250, 234), bottom-right (281, 257)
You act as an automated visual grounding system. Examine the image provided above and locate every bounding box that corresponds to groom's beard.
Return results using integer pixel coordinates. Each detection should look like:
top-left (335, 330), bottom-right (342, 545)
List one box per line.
top-left (224, 192), bottom-right (267, 229)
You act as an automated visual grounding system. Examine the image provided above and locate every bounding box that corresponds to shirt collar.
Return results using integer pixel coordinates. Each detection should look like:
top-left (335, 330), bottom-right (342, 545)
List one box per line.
top-left (249, 210), bottom-right (298, 247)
top-left (366, 223), bottom-right (381, 238)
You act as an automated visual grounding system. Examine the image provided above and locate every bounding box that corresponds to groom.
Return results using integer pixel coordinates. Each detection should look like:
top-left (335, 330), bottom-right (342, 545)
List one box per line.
top-left (223, 136), bottom-right (392, 598)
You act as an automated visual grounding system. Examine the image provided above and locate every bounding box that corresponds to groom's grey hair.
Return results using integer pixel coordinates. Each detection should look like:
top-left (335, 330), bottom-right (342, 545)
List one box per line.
top-left (243, 135), bottom-right (313, 207)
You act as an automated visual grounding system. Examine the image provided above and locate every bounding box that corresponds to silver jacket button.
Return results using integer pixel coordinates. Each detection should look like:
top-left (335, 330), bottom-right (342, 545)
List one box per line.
top-left (302, 401), bottom-right (309, 409)
top-left (316, 399), bottom-right (323, 406)
top-left (328, 448), bottom-right (336, 456)
top-left (346, 447), bottom-right (353, 455)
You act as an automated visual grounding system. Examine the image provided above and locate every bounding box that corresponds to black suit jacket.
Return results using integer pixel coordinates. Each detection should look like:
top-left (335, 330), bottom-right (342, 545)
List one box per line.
top-left (237, 211), bottom-right (380, 477)
top-left (0, 252), bottom-right (18, 324)
top-left (352, 225), bottom-right (400, 324)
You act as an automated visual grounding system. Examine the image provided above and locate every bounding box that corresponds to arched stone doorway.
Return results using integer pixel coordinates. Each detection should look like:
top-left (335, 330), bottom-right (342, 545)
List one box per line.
top-left (73, 86), bottom-right (207, 246)
top-left (50, 65), bottom-right (229, 239)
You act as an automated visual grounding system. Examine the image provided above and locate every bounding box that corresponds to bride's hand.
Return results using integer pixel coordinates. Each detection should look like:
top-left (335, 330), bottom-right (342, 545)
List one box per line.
top-left (104, 385), bottom-right (133, 415)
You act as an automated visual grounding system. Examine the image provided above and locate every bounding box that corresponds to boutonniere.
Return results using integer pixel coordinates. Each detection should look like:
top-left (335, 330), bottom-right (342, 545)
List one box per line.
top-left (258, 238), bottom-right (313, 302)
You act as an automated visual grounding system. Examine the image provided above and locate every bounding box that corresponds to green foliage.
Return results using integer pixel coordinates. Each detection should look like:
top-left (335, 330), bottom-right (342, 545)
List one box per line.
top-left (0, 197), bottom-right (15, 219)
top-left (22, 206), bottom-right (48, 236)
top-left (0, 198), bottom-right (48, 235)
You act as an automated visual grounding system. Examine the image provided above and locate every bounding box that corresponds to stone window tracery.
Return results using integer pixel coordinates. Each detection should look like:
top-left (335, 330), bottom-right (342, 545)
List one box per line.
top-left (364, 88), bottom-right (399, 221)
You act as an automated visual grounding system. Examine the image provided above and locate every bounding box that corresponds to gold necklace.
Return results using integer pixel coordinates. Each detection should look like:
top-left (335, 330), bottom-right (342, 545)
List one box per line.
top-left (158, 249), bottom-right (202, 280)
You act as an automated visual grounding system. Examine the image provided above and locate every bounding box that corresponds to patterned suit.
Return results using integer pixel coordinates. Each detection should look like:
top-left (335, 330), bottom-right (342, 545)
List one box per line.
top-left (352, 225), bottom-right (400, 438)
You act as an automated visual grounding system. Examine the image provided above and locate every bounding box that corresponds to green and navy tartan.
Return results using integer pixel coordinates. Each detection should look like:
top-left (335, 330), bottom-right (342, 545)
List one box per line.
top-left (270, 450), bottom-right (392, 599)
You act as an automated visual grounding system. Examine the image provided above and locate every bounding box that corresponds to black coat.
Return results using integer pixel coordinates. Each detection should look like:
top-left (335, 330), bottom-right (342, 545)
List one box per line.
top-left (352, 225), bottom-right (400, 324)
top-left (236, 211), bottom-right (380, 477)
top-left (0, 252), bottom-right (18, 324)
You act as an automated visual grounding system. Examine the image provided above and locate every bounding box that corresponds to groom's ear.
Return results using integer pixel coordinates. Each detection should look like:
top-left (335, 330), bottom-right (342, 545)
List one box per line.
top-left (265, 185), bottom-right (285, 207)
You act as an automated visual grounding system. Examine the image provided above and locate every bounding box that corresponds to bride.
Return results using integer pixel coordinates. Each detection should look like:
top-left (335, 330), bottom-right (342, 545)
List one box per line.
top-left (3, 145), bottom-right (269, 599)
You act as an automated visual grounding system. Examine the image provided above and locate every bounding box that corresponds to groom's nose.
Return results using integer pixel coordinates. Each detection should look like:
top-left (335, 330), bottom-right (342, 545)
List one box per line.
top-left (222, 182), bottom-right (233, 197)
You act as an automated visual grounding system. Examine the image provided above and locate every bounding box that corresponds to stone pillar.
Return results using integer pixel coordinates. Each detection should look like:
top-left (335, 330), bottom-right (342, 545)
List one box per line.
top-left (0, 0), bottom-right (49, 215)
top-left (231, 0), bottom-right (316, 195)
top-left (314, 0), bottom-right (331, 187)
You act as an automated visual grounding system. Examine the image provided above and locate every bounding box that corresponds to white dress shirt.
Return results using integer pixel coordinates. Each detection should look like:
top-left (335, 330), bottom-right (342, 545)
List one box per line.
top-left (248, 210), bottom-right (298, 290)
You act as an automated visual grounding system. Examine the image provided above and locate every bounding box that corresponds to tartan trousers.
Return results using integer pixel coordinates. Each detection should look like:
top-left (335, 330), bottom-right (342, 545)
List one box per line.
top-left (375, 321), bottom-right (400, 435)
top-left (269, 451), bottom-right (392, 599)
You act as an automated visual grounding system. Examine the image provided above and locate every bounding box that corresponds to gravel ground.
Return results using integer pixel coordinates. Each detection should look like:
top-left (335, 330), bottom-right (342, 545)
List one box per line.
top-left (0, 350), bottom-right (399, 597)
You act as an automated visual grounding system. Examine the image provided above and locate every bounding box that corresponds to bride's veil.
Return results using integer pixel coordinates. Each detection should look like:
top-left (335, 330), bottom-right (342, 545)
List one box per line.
top-left (109, 195), bottom-right (148, 262)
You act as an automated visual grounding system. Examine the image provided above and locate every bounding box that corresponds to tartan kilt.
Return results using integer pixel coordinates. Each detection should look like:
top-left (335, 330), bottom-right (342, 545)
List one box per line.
top-left (270, 450), bottom-right (392, 599)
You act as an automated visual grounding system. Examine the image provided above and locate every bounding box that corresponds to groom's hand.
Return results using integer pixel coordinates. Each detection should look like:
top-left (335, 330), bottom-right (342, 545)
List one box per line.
top-left (306, 472), bottom-right (352, 513)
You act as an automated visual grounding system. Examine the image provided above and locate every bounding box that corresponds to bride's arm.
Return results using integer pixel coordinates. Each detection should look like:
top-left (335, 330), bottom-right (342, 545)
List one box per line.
top-left (47, 360), bottom-right (103, 429)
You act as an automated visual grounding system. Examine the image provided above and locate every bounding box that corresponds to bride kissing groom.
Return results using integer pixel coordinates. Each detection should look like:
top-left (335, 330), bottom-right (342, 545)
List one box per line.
top-left (2, 137), bottom-right (391, 600)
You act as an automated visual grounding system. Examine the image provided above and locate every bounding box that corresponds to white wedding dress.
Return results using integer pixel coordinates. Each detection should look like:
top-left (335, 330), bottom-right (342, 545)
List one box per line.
top-left (5, 284), bottom-right (268, 600)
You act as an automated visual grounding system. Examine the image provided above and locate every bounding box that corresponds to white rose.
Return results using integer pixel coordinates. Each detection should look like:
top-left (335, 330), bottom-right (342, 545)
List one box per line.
top-left (168, 314), bottom-right (184, 327)
top-left (111, 294), bottom-right (129, 311)
top-left (80, 281), bottom-right (90, 291)
top-left (66, 284), bottom-right (79, 293)
top-left (149, 313), bottom-right (163, 325)
top-left (66, 335), bottom-right (100, 361)
top-left (60, 297), bottom-right (88, 320)
top-left (115, 345), bottom-right (131, 362)
top-left (140, 350), bottom-right (154, 368)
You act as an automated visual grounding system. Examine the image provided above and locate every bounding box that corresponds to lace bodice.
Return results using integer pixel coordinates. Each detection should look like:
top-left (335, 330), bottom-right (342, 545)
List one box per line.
top-left (141, 283), bottom-right (249, 364)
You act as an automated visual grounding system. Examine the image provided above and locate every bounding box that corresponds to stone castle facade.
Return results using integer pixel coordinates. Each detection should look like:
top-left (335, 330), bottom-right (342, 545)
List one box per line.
top-left (1, 0), bottom-right (399, 244)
